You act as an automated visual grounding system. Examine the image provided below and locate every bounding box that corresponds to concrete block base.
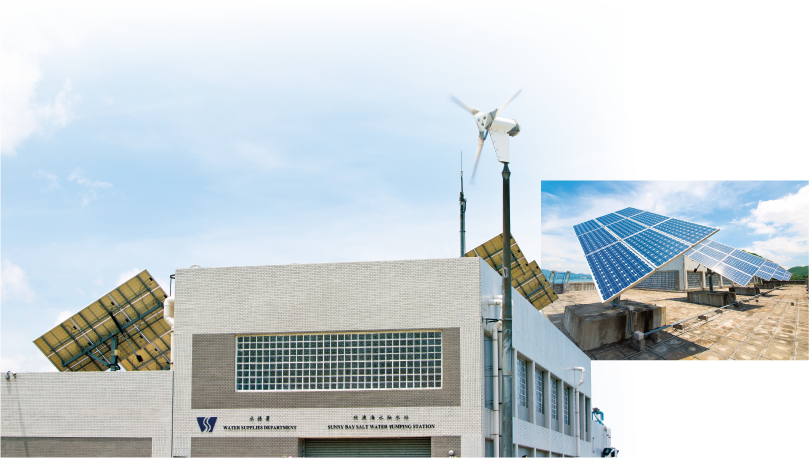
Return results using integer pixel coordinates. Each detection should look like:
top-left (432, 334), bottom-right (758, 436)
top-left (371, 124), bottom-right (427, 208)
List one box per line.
top-left (686, 291), bottom-right (737, 307)
top-left (729, 286), bottom-right (760, 296)
top-left (563, 301), bottom-right (666, 351)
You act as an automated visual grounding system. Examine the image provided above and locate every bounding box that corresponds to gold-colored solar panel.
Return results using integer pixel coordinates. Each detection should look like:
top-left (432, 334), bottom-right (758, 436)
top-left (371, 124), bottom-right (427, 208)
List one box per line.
top-left (33, 269), bottom-right (172, 372)
top-left (466, 233), bottom-right (558, 310)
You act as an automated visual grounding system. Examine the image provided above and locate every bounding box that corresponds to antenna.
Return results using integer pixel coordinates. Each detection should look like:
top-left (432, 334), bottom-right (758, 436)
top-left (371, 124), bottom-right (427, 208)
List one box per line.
top-left (460, 151), bottom-right (467, 256)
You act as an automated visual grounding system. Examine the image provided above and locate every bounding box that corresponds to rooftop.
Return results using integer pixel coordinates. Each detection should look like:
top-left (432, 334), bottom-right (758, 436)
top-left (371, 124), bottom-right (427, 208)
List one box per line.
top-left (542, 285), bottom-right (808, 361)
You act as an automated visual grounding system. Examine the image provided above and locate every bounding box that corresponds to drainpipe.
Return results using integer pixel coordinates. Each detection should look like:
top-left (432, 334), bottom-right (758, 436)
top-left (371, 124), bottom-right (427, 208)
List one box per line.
top-left (488, 297), bottom-right (504, 458)
top-left (568, 367), bottom-right (585, 457)
top-left (163, 296), bottom-right (175, 369)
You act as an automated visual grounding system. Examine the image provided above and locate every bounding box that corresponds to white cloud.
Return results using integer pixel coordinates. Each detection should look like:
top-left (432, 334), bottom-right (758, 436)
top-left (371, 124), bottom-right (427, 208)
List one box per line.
top-left (0, 0), bottom-right (120, 156)
top-left (37, 170), bottom-right (59, 191)
top-left (738, 184), bottom-right (809, 265)
top-left (68, 168), bottom-right (112, 205)
top-left (115, 268), bottom-right (142, 288)
top-left (53, 310), bottom-right (74, 327)
top-left (1, 260), bottom-right (35, 302)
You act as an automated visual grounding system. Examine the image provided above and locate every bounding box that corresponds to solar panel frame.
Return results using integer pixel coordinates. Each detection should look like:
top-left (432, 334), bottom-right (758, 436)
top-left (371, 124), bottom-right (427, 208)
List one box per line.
top-left (33, 269), bottom-right (171, 372)
top-left (466, 233), bottom-right (558, 310)
top-left (629, 211), bottom-right (670, 227)
top-left (615, 207), bottom-right (644, 217)
top-left (684, 241), bottom-right (788, 287)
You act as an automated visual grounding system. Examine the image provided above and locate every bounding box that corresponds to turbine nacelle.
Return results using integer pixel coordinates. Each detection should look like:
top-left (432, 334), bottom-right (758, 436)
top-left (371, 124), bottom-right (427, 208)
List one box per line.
top-left (450, 89), bottom-right (522, 180)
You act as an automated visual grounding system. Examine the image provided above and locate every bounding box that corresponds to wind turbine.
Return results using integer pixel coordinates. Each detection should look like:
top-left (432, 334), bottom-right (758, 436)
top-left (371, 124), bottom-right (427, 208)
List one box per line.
top-left (450, 89), bottom-right (522, 458)
top-left (450, 89), bottom-right (522, 180)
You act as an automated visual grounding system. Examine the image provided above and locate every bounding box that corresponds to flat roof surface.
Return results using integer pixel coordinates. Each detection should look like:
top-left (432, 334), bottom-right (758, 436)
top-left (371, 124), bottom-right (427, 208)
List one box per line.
top-left (542, 285), bottom-right (808, 361)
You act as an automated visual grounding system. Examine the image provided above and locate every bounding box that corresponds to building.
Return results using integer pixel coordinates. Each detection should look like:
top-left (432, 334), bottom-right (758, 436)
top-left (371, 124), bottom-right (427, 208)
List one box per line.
top-left (2, 257), bottom-right (612, 457)
top-left (635, 255), bottom-right (734, 291)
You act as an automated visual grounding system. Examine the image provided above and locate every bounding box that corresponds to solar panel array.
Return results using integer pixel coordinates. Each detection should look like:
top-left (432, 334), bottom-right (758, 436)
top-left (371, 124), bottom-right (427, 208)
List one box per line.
top-left (574, 207), bottom-right (719, 303)
top-left (466, 233), bottom-right (558, 310)
top-left (684, 241), bottom-right (765, 286)
top-left (34, 270), bottom-right (171, 372)
top-left (685, 241), bottom-right (793, 284)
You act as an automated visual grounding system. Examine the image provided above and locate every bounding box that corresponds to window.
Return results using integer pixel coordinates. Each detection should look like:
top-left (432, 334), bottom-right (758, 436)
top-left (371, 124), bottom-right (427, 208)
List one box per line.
top-left (551, 379), bottom-right (557, 420)
top-left (517, 358), bottom-right (527, 407)
top-left (484, 334), bottom-right (493, 409)
top-left (564, 386), bottom-right (570, 425)
top-left (535, 368), bottom-right (543, 414)
top-left (235, 331), bottom-right (442, 391)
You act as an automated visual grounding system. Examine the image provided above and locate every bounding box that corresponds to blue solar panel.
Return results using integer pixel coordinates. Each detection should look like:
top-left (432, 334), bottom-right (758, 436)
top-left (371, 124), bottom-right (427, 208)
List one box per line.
top-left (705, 240), bottom-right (734, 254)
top-left (654, 219), bottom-right (716, 244)
top-left (711, 263), bottom-right (748, 285)
top-left (624, 230), bottom-right (689, 267)
top-left (573, 219), bottom-right (602, 236)
top-left (606, 218), bottom-right (646, 239)
top-left (595, 213), bottom-right (624, 226)
top-left (686, 250), bottom-right (720, 269)
top-left (729, 249), bottom-right (766, 266)
top-left (615, 207), bottom-right (644, 217)
top-left (585, 243), bottom-right (653, 300)
top-left (629, 212), bottom-right (669, 226)
top-left (577, 228), bottom-right (618, 255)
top-left (701, 246), bottom-right (728, 262)
top-left (723, 256), bottom-right (760, 276)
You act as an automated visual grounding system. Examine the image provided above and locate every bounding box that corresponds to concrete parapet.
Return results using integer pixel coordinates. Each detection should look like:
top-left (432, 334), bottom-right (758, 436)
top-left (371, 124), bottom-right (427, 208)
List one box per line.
top-left (686, 290), bottom-right (736, 307)
top-left (563, 301), bottom-right (666, 351)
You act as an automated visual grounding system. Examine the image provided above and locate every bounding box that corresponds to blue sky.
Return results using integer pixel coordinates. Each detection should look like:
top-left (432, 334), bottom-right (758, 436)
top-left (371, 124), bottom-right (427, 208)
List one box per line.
top-left (2, 2), bottom-right (808, 457)
top-left (542, 181), bottom-right (809, 275)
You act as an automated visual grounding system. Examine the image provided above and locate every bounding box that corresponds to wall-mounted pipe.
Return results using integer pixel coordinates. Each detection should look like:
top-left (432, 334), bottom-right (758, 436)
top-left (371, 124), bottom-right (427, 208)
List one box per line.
top-left (567, 367), bottom-right (585, 458)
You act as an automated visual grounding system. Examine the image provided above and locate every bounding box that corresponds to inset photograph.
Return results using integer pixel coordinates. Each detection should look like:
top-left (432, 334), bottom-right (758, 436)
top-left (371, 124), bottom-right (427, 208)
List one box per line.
top-left (541, 181), bottom-right (808, 361)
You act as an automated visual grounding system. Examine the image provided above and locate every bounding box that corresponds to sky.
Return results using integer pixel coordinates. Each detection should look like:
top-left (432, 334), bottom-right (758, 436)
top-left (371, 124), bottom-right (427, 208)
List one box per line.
top-left (2, 1), bottom-right (808, 457)
top-left (542, 181), bottom-right (809, 275)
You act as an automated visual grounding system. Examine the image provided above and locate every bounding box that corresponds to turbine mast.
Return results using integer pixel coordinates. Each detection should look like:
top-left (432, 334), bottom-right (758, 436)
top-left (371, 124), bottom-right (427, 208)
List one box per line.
top-left (460, 153), bottom-right (467, 257)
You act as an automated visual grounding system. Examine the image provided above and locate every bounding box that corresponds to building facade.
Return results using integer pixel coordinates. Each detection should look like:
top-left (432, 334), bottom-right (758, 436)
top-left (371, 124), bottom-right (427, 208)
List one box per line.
top-left (2, 258), bottom-right (611, 457)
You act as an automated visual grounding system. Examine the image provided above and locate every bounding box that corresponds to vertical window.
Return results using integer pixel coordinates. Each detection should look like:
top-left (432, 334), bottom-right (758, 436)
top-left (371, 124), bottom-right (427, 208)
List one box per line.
top-left (535, 368), bottom-right (543, 414)
top-left (551, 379), bottom-right (557, 420)
top-left (517, 358), bottom-right (527, 407)
top-left (484, 335), bottom-right (493, 409)
top-left (564, 386), bottom-right (570, 425)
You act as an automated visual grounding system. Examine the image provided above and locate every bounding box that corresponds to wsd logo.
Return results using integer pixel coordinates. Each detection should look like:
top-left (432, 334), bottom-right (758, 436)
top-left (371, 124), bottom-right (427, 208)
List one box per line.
top-left (197, 417), bottom-right (218, 432)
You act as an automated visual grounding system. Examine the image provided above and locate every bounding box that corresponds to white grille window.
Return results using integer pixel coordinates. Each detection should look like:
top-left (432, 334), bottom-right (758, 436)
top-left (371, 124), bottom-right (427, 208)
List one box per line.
top-left (517, 358), bottom-right (527, 407)
top-left (551, 379), bottom-right (557, 420)
top-left (564, 387), bottom-right (570, 425)
top-left (235, 331), bottom-right (442, 391)
top-left (535, 368), bottom-right (543, 414)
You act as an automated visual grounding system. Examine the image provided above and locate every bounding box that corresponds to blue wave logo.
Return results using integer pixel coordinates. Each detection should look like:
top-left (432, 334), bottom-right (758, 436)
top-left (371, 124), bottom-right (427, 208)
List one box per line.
top-left (197, 416), bottom-right (217, 432)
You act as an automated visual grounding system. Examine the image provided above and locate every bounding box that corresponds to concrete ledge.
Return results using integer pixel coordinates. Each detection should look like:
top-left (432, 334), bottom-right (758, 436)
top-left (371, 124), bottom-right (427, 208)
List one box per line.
top-left (563, 301), bottom-right (666, 351)
top-left (686, 291), bottom-right (736, 306)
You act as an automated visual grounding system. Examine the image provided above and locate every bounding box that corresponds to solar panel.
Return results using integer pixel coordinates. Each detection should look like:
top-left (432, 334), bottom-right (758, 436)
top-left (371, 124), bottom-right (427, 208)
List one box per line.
top-left (577, 228), bottom-right (618, 255)
top-left (573, 219), bottom-right (602, 236)
top-left (615, 207), bottom-right (644, 217)
top-left (629, 211), bottom-right (669, 227)
top-left (33, 270), bottom-right (171, 372)
top-left (606, 218), bottom-right (645, 239)
top-left (466, 233), bottom-right (558, 310)
top-left (573, 208), bottom-right (718, 303)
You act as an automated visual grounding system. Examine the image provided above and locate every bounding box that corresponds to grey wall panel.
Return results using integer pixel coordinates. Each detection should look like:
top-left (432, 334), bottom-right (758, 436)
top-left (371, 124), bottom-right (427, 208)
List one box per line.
top-left (1, 437), bottom-right (151, 457)
top-left (431, 436), bottom-right (461, 457)
top-left (191, 437), bottom-right (299, 457)
top-left (191, 328), bottom-right (461, 409)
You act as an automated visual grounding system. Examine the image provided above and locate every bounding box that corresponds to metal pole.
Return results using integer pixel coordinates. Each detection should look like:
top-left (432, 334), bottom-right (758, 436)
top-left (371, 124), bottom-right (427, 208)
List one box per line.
top-left (500, 163), bottom-right (513, 458)
top-left (460, 171), bottom-right (467, 257)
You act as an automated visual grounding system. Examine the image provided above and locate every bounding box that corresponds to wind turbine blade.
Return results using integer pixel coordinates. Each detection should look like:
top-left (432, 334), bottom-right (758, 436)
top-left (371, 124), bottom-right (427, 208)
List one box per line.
top-left (470, 135), bottom-right (485, 182)
top-left (450, 95), bottom-right (479, 115)
top-left (494, 88), bottom-right (522, 117)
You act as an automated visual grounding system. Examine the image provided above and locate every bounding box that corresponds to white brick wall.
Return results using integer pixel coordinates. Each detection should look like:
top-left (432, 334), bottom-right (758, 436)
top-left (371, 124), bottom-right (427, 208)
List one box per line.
top-left (173, 257), bottom-right (486, 457)
top-left (0, 371), bottom-right (173, 456)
